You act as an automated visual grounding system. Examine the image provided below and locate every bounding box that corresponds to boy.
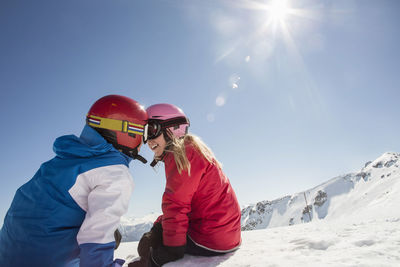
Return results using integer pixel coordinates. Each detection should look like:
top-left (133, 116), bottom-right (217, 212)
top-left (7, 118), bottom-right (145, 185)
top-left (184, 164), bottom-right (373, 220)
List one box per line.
top-left (0, 95), bottom-right (148, 267)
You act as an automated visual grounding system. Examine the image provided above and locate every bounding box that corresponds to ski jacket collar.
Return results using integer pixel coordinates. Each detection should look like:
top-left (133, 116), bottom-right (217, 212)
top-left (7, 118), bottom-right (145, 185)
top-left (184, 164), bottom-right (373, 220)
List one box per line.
top-left (53, 125), bottom-right (132, 163)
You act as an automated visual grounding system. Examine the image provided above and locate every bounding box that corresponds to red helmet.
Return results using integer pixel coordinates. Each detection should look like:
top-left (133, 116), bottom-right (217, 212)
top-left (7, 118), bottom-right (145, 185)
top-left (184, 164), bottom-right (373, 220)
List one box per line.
top-left (86, 95), bottom-right (148, 160)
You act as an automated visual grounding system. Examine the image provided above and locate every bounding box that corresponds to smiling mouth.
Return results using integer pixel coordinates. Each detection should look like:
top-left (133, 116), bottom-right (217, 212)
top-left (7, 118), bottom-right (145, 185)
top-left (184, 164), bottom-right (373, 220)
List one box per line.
top-left (151, 144), bottom-right (159, 150)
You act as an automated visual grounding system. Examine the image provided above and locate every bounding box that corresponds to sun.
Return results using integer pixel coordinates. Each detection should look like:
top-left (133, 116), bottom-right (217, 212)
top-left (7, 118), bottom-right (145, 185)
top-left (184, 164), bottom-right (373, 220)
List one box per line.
top-left (269, 0), bottom-right (290, 22)
top-left (215, 0), bottom-right (316, 62)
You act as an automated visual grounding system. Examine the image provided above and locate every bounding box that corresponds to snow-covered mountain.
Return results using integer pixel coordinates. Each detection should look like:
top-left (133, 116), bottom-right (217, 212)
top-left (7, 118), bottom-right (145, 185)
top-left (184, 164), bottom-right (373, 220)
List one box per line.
top-left (241, 152), bottom-right (400, 230)
top-left (120, 152), bottom-right (400, 241)
top-left (118, 213), bottom-right (160, 242)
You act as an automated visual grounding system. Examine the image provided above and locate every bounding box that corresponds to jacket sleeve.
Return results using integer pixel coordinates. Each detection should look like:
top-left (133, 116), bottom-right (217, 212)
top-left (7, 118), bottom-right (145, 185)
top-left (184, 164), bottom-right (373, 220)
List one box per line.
top-left (161, 145), bottom-right (207, 247)
top-left (68, 164), bottom-right (134, 267)
top-left (154, 215), bottom-right (163, 224)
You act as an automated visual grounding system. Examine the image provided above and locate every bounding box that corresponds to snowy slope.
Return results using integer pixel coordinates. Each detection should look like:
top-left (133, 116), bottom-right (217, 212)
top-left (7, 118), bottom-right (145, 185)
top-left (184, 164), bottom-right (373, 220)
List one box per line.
top-left (115, 218), bottom-right (400, 266)
top-left (116, 152), bottom-right (400, 266)
top-left (241, 152), bottom-right (400, 230)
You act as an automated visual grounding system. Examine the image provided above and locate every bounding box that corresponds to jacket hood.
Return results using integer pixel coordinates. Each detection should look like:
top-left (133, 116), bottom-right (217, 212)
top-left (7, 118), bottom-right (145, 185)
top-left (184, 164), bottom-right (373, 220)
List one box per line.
top-left (53, 125), bottom-right (130, 162)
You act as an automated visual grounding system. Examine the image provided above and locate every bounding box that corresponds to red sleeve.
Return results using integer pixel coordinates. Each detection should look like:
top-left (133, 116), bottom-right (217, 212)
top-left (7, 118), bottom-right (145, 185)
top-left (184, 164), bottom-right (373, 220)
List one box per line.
top-left (161, 145), bottom-right (206, 247)
top-left (154, 215), bottom-right (163, 225)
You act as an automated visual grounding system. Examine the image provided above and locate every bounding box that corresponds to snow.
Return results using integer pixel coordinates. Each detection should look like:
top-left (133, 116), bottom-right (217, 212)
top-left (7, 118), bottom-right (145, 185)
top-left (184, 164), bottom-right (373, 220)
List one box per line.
top-left (116, 218), bottom-right (400, 266)
top-left (116, 152), bottom-right (400, 266)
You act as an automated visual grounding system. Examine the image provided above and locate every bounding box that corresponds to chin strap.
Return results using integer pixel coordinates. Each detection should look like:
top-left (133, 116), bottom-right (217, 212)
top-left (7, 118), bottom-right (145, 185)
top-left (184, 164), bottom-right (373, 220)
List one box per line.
top-left (125, 149), bottom-right (147, 164)
top-left (113, 143), bottom-right (148, 164)
top-left (132, 153), bottom-right (148, 164)
top-left (150, 152), bottom-right (166, 167)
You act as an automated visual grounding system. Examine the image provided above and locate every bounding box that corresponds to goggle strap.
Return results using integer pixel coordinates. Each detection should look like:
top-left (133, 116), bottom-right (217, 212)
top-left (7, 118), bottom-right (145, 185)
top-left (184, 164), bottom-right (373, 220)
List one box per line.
top-left (159, 117), bottom-right (190, 129)
top-left (87, 114), bottom-right (145, 136)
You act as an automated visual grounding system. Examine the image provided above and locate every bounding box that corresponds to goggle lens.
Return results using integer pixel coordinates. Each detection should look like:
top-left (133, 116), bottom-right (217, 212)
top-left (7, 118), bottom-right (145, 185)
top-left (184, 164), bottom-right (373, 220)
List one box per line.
top-left (147, 122), bottom-right (162, 140)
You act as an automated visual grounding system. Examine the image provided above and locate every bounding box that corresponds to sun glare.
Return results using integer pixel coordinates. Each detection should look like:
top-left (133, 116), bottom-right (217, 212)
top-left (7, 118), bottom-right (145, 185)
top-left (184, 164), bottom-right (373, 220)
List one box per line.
top-left (270, 0), bottom-right (289, 22)
top-left (216, 0), bottom-right (317, 65)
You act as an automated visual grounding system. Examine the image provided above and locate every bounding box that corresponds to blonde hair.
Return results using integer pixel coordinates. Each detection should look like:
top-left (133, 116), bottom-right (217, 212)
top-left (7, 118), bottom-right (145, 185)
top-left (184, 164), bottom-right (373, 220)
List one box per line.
top-left (162, 132), bottom-right (222, 175)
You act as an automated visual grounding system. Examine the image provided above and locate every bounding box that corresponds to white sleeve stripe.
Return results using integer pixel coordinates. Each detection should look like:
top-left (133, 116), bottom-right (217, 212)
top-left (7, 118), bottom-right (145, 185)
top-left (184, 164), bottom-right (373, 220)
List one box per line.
top-left (69, 179), bottom-right (90, 212)
top-left (68, 164), bottom-right (134, 245)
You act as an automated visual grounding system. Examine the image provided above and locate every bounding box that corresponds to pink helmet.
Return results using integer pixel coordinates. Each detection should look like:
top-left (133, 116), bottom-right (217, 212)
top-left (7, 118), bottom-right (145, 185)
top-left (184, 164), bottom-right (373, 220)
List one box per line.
top-left (146, 103), bottom-right (190, 139)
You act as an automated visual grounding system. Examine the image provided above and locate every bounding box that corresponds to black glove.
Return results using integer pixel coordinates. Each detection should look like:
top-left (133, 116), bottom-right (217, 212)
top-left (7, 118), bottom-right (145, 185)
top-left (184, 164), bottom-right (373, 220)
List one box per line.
top-left (114, 229), bottom-right (122, 250)
top-left (128, 257), bottom-right (148, 267)
top-left (149, 245), bottom-right (186, 267)
top-left (137, 222), bottom-right (163, 258)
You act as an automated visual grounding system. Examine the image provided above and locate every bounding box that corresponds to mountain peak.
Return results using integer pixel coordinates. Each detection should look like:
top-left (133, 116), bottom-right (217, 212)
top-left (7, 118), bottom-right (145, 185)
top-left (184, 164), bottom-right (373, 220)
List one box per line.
top-left (358, 152), bottom-right (399, 181)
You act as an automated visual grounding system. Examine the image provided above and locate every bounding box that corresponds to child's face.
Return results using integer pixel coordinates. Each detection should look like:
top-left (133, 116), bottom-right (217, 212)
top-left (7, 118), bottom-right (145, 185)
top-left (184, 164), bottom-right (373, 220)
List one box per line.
top-left (147, 134), bottom-right (166, 157)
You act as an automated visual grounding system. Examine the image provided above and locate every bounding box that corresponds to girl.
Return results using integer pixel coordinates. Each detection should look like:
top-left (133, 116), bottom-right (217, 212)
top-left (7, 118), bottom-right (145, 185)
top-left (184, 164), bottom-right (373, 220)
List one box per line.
top-left (129, 103), bottom-right (241, 267)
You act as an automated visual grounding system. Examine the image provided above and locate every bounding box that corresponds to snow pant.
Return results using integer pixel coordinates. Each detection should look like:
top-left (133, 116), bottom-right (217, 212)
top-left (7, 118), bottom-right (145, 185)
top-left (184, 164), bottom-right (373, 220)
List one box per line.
top-left (129, 222), bottom-right (231, 267)
top-left (146, 236), bottom-right (229, 267)
top-left (185, 236), bottom-right (228, 256)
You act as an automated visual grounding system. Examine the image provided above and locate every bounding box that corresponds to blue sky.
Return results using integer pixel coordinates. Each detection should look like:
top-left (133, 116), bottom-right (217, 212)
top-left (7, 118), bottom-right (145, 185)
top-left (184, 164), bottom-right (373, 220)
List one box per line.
top-left (1, 0), bottom-right (399, 223)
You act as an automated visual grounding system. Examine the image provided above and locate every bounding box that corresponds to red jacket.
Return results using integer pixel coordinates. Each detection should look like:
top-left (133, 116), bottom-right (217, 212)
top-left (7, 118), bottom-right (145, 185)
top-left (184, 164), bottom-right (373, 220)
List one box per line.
top-left (157, 143), bottom-right (241, 251)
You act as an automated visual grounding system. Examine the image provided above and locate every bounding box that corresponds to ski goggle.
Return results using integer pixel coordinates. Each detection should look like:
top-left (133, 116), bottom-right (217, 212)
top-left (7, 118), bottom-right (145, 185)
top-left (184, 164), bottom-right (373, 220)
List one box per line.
top-left (143, 117), bottom-right (189, 143)
top-left (87, 114), bottom-right (147, 137)
top-left (146, 121), bottom-right (163, 141)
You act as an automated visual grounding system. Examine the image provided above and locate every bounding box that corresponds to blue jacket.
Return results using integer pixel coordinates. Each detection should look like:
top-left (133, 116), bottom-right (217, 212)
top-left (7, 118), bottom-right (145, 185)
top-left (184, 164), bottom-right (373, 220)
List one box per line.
top-left (0, 125), bottom-right (134, 267)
